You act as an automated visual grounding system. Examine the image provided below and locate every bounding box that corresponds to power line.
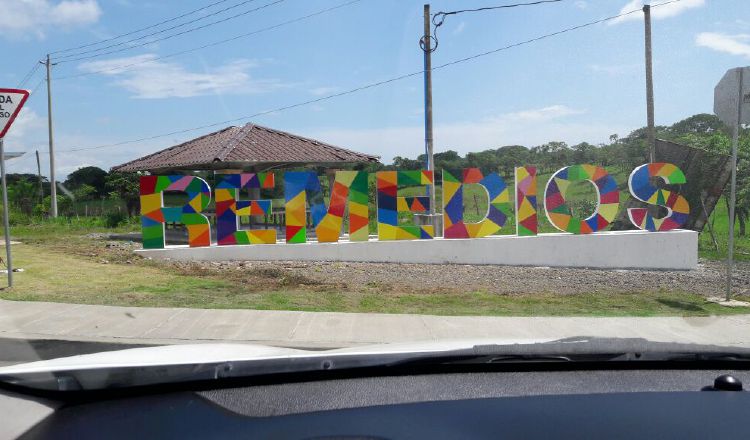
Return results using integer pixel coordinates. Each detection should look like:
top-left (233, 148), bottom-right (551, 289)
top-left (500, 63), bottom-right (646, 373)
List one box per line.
top-left (428, 0), bottom-right (564, 52)
top-left (56, 0), bottom-right (286, 64)
top-left (50, 0), bottom-right (235, 55)
top-left (433, 0), bottom-right (564, 25)
top-left (54, 0), bottom-right (679, 154)
top-left (16, 63), bottom-right (42, 88)
top-left (55, 0), bottom-right (264, 61)
top-left (56, 0), bottom-right (363, 81)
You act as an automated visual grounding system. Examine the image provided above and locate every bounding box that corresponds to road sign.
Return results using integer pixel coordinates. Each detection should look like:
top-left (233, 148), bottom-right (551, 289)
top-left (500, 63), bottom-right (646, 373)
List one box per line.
top-left (0, 88), bottom-right (30, 139)
top-left (714, 67), bottom-right (750, 127)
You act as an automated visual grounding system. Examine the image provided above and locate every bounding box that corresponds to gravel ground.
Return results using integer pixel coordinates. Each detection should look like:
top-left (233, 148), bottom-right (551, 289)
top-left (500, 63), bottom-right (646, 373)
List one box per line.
top-left (162, 258), bottom-right (750, 297)
top-left (98, 234), bottom-right (750, 296)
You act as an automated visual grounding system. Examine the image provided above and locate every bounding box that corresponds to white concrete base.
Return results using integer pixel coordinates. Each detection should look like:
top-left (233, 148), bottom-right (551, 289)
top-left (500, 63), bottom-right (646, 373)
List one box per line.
top-left (135, 229), bottom-right (698, 270)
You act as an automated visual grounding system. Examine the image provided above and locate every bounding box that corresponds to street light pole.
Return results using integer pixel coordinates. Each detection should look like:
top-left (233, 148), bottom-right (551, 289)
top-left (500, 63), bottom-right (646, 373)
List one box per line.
top-left (0, 138), bottom-right (13, 287)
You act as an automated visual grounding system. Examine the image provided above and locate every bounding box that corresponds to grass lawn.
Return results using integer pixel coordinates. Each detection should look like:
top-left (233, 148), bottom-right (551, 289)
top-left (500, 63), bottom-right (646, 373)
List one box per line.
top-left (0, 222), bottom-right (748, 317)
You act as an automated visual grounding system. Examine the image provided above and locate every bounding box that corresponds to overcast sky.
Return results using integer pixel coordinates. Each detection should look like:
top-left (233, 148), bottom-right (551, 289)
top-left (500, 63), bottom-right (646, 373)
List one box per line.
top-left (2, 0), bottom-right (749, 178)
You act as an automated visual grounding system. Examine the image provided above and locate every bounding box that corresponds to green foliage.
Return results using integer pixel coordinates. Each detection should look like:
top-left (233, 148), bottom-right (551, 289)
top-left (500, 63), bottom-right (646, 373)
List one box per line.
top-left (64, 166), bottom-right (108, 198)
top-left (105, 172), bottom-right (141, 215)
top-left (104, 210), bottom-right (129, 228)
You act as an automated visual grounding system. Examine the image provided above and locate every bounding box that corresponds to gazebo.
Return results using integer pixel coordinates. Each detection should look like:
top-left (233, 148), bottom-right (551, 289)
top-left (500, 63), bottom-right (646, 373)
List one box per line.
top-left (112, 123), bottom-right (380, 239)
top-left (111, 122), bottom-right (379, 174)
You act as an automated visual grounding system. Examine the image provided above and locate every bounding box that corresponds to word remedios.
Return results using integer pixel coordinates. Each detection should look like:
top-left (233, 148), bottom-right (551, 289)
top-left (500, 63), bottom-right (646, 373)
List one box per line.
top-left (140, 163), bottom-right (690, 249)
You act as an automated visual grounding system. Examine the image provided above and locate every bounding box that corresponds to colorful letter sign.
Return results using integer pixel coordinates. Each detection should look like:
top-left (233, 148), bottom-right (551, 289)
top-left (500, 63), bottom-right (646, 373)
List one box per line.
top-left (139, 162), bottom-right (693, 248)
top-left (627, 163), bottom-right (690, 231)
top-left (442, 168), bottom-right (511, 239)
top-left (544, 164), bottom-right (620, 234)
top-left (515, 166), bottom-right (538, 236)
top-left (315, 171), bottom-right (370, 242)
top-left (376, 171), bottom-right (434, 240)
top-left (140, 175), bottom-right (212, 249)
top-left (215, 173), bottom-right (275, 245)
top-left (284, 172), bottom-right (327, 243)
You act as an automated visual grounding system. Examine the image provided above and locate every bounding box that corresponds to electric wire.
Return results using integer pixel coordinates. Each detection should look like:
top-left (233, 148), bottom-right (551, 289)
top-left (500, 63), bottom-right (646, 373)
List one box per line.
top-left (50, 0), bottom-right (235, 55)
top-left (54, 0), bottom-right (266, 61)
top-left (56, 0), bottom-right (362, 81)
top-left (53, 0), bottom-right (679, 154)
top-left (16, 63), bottom-right (41, 89)
top-left (56, 0), bottom-right (285, 64)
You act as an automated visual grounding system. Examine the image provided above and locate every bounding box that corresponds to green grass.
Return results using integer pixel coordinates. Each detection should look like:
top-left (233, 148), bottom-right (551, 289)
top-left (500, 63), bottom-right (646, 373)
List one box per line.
top-left (0, 226), bottom-right (748, 317)
top-left (698, 198), bottom-right (750, 261)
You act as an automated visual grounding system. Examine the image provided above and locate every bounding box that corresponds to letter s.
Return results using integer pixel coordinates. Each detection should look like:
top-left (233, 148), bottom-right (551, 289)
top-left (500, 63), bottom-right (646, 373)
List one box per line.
top-left (627, 163), bottom-right (690, 231)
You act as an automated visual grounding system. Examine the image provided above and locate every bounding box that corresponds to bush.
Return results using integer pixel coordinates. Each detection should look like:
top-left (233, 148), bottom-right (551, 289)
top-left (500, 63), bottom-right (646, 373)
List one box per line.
top-left (104, 211), bottom-right (128, 228)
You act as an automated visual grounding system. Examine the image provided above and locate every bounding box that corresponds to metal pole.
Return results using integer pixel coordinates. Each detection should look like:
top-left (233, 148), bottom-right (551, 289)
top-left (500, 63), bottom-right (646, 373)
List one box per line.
top-left (643, 5), bottom-right (656, 163)
top-left (0, 138), bottom-right (13, 287)
top-left (35, 150), bottom-right (43, 202)
top-left (45, 54), bottom-right (58, 217)
top-left (726, 68), bottom-right (743, 301)
top-left (423, 4), bottom-right (437, 232)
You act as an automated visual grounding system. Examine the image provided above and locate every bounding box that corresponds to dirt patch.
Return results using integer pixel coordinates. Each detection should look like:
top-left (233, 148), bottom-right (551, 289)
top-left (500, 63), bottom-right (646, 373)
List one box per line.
top-left (151, 258), bottom-right (750, 297)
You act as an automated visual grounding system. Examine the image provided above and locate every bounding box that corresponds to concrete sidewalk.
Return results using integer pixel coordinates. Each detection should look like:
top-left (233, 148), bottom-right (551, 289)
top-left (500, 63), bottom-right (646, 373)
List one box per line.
top-left (1, 299), bottom-right (749, 349)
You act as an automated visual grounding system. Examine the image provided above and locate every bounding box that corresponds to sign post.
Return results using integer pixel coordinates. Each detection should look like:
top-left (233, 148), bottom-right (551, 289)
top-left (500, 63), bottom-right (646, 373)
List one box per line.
top-left (714, 67), bottom-right (750, 301)
top-left (0, 88), bottom-right (30, 288)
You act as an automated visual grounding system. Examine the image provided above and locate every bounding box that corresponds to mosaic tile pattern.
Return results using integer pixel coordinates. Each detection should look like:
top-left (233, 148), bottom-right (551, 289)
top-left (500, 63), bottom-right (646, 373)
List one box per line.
top-left (215, 173), bottom-right (275, 245)
top-left (515, 166), bottom-right (538, 236)
top-left (284, 171), bottom-right (327, 243)
top-left (140, 175), bottom-right (211, 249)
top-left (627, 163), bottom-right (690, 231)
top-left (442, 168), bottom-right (511, 239)
top-left (376, 171), bottom-right (434, 240)
top-left (544, 164), bottom-right (620, 234)
top-left (315, 171), bottom-right (370, 242)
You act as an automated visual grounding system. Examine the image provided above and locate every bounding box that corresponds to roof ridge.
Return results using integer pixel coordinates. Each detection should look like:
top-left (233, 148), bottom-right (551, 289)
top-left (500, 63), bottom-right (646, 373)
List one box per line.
top-left (250, 123), bottom-right (380, 160)
top-left (111, 126), bottom-right (240, 172)
top-left (214, 123), bottom-right (255, 162)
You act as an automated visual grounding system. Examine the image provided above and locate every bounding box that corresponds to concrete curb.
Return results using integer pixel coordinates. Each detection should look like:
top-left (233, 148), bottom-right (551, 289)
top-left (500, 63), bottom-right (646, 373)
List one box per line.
top-left (1, 299), bottom-right (749, 349)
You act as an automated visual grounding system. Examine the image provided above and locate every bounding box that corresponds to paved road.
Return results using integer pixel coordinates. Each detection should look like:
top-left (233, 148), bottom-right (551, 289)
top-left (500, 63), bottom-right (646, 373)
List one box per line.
top-left (2, 299), bottom-right (750, 354)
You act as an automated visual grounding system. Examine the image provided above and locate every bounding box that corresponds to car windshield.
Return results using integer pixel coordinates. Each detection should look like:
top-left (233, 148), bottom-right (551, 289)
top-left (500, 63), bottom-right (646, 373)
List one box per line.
top-left (0, 0), bottom-right (749, 381)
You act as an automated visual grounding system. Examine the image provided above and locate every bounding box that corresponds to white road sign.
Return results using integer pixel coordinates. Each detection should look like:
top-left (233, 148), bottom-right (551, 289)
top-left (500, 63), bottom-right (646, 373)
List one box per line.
top-left (0, 88), bottom-right (30, 138)
top-left (714, 67), bottom-right (750, 127)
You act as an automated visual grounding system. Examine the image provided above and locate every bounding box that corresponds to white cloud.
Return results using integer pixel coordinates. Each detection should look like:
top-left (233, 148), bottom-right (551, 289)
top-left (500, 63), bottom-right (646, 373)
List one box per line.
top-left (307, 105), bottom-right (627, 163)
top-left (0, 0), bottom-right (101, 39)
top-left (4, 109), bottom-right (45, 145)
top-left (78, 54), bottom-right (286, 99)
top-left (696, 33), bottom-right (750, 59)
top-left (608, 0), bottom-right (704, 25)
top-left (574, 1), bottom-right (587, 10)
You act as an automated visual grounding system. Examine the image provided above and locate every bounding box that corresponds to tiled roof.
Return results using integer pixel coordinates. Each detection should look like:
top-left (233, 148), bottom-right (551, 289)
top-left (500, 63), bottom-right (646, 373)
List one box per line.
top-left (111, 123), bottom-right (380, 172)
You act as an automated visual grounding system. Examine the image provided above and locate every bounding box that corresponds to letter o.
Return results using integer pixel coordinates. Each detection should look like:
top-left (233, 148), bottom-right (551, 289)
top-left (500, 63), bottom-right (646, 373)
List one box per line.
top-left (544, 164), bottom-right (620, 234)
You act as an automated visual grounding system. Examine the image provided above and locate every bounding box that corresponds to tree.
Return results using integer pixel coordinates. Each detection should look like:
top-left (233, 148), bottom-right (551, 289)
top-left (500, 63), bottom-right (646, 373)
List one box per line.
top-left (64, 166), bottom-right (108, 198)
top-left (105, 172), bottom-right (140, 216)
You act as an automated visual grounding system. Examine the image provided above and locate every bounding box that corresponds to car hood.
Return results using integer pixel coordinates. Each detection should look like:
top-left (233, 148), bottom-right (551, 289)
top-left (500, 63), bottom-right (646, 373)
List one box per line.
top-left (0, 338), bottom-right (552, 375)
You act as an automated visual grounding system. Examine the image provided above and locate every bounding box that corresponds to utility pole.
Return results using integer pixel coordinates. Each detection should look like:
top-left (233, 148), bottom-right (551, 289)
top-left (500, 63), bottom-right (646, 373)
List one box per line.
top-left (43, 54), bottom-right (58, 217)
top-left (643, 5), bottom-right (656, 163)
top-left (35, 150), bottom-right (43, 202)
top-left (422, 4), bottom-right (437, 234)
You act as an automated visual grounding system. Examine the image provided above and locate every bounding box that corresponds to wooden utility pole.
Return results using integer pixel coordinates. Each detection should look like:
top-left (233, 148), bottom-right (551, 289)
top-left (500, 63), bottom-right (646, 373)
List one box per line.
top-left (35, 150), bottom-right (43, 202)
top-left (43, 54), bottom-right (58, 217)
top-left (643, 5), bottom-right (655, 163)
top-left (422, 4), bottom-right (437, 233)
